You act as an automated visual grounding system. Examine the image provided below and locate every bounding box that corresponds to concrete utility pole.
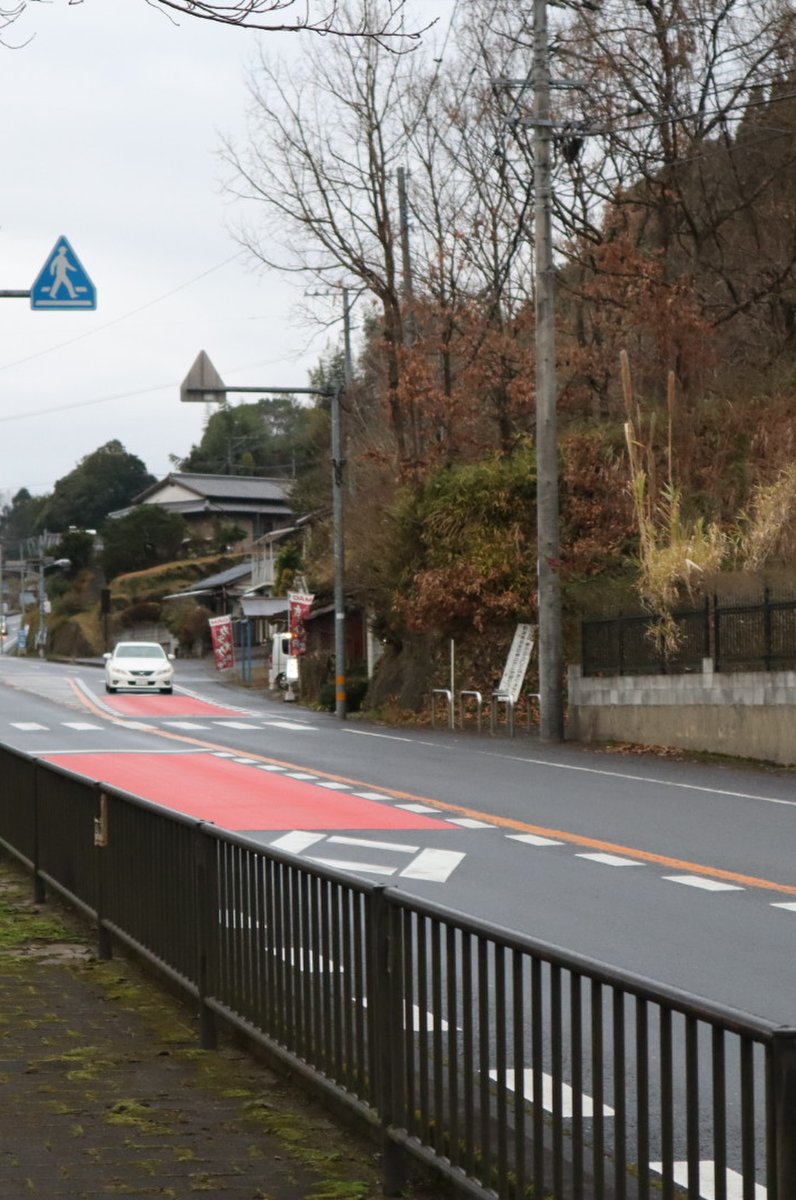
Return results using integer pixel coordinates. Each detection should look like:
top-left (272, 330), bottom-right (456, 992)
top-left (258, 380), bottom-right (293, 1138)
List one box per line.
top-left (532, 0), bottom-right (564, 741)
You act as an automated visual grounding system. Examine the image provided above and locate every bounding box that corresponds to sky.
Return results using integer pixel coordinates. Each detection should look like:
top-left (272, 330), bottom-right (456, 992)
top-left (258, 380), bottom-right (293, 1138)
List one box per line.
top-left (0, 0), bottom-right (450, 504)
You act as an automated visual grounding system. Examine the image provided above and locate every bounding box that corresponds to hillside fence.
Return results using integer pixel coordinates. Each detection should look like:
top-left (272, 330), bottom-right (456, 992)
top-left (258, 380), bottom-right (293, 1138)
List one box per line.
top-left (581, 591), bottom-right (796, 677)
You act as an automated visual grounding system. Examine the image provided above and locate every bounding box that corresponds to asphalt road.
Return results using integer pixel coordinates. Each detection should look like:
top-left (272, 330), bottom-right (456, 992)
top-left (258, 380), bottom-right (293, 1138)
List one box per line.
top-left (0, 653), bottom-right (794, 1023)
top-left (2, 652), bottom-right (792, 1195)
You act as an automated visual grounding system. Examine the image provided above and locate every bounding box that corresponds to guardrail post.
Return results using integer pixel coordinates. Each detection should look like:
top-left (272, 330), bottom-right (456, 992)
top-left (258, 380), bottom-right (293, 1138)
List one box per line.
top-left (195, 824), bottom-right (218, 1051)
top-left (368, 886), bottom-right (407, 1197)
top-left (31, 759), bottom-right (46, 904)
top-left (771, 1029), bottom-right (796, 1199)
top-left (94, 788), bottom-right (113, 960)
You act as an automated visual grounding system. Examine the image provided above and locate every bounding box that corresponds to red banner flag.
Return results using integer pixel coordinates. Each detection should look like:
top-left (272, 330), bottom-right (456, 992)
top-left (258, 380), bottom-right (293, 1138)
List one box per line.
top-left (288, 592), bottom-right (314, 656)
top-left (208, 614), bottom-right (235, 671)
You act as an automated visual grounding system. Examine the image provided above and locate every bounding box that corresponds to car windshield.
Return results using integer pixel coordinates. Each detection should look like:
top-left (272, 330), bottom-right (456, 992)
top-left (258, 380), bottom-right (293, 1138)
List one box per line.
top-left (114, 645), bottom-right (165, 660)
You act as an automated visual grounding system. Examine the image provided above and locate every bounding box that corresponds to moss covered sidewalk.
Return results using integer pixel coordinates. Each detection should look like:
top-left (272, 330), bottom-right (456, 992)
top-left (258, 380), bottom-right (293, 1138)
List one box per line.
top-left (0, 854), bottom-right (421, 1200)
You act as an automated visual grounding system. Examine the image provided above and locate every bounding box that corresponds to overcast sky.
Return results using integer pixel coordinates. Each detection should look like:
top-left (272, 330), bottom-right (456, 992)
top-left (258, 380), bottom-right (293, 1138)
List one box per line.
top-left (0, 0), bottom-right (449, 503)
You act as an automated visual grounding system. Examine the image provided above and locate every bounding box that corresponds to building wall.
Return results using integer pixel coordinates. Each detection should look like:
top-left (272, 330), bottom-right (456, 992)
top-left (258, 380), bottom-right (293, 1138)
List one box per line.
top-left (568, 662), bottom-right (796, 766)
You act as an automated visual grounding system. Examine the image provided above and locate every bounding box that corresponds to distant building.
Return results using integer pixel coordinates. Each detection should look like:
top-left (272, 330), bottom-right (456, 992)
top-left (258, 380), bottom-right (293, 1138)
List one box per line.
top-left (109, 472), bottom-right (293, 551)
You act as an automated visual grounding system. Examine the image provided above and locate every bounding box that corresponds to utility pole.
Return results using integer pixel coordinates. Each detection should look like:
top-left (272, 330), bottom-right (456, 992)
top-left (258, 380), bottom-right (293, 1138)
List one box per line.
top-left (533, 0), bottom-right (564, 741)
top-left (342, 287), bottom-right (354, 388)
top-left (331, 386), bottom-right (347, 720)
top-left (397, 166), bottom-right (415, 329)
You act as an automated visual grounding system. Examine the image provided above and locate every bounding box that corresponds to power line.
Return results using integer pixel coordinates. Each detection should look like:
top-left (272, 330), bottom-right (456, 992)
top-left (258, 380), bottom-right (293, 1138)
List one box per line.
top-left (0, 252), bottom-right (245, 374)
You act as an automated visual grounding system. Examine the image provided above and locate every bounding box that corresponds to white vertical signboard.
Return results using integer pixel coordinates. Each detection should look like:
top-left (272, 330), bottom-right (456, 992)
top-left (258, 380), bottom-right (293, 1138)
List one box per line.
top-left (497, 624), bottom-right (536, 703)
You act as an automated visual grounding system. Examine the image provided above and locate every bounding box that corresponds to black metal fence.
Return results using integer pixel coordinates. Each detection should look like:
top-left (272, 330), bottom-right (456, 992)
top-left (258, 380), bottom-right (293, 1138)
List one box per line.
top-left (1, 743), bottom-right (794, 1199)
top-left (582, 591), bottom-right (796, 676)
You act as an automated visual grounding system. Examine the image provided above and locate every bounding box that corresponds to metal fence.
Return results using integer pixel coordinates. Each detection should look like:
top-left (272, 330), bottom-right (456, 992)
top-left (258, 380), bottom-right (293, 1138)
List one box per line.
top-left (1, 742), bottom-right (794, 1199)
top-left (582, 591), bottom-right (796, 676)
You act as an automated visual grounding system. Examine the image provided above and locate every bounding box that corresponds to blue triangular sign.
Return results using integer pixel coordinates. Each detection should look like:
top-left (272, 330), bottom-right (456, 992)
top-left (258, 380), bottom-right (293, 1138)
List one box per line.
top-left (31, 235), bottom-right (97, 310)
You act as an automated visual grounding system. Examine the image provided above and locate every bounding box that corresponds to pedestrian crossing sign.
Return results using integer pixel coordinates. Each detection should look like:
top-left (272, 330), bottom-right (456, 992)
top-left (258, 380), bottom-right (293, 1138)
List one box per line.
top-left (31, 235), bottom-right (97, 310)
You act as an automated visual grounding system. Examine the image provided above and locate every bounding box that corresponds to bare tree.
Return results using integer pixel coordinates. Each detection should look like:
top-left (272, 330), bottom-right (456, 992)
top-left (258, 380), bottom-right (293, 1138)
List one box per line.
top-left (3, 0), bottom-right (430, 48)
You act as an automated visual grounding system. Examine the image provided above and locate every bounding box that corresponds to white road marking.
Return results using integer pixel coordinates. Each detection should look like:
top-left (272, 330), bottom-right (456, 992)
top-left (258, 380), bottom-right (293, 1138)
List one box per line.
top-left (214, 721), bottom-right (260, 729)
top-left (11, 722), bottom-right (47, 731)
top-left (490, 1068), bottom-right (614, 1118)
top-left (343, 729), bottom-right (414, 743)
top-left (327, 835), bottom-right (419, 852)
top-left (353, 791), bottom-right (392, 801)
top-left (270, 831), bottom-right (326, 854)
top-left (165, 721), bottom-right (209, 730)
top-left (495, 752), bottom-right (796, 810)
top-left (447, 817), bottom-right (495, 829)
top-left (361, 997), bottom-right (452, 1032)
top-left (233, 757), bottom-right (260, 764)
top-left (315, 780), bottom-right (351, 790)
top-left (663, 875), bottom-right (744, 892)
top-left (400, 848), bottom-right (465, 882)
top-left (649, 1162), bottom-right (765, 1199)
top-left (307, 856), bottom-right (397, 876)
top-left (771, 901), bottom-right (796, 911)
top-left (396, 803), bottom-right (442, 814)
top-left (285, 772), bottom-right (318, 781)
top-left (576, 852), bottom-right (644, 867)
top-left (508, 833), bottom-right (565, 846)
top-left (264, 720), bottom-right (317, 730)
top-left (257, 764), bottom-right (286, 772)
top-left (62, 722), bottom-right (103, 731)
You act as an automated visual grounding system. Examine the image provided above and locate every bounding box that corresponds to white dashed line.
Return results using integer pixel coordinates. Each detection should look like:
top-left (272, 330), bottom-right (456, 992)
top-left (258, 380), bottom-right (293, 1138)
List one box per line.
top-left (396, 803), bottom-right (442, 814)
top-left (270, 831), bottom-right (326, 853)
top-left (400, 848), bottom-right (465, 882)
top-left (165, 721), bottom-right (210, 730)
top-left (649, 1162), bottom-right (765, 1199)
top-left (771, 901), bottom-right (796, 911)
top-left (327, 835), bottom-right (419, 853)
top-left (489, 1068), bottom-right (615, 1118)
top-left (214, 721), bottom-right (261, 729)
top-left (576, 852), bottom-right (644, 867)
top-left (353, 791), bottom-right (393, 801)
top-left (315, 780), bottom-right (351, 790)
top-left (264, 720), bottom-right (317, 730)
top-left (62, 722), bottom-right (103, 731)
top-left (508, 833), bottom-right (565, 846)
top-left (447, 817), bottom-right (496, 829)
top-left (663, 875), bottom-right (744, 892)
top-left (11, 722), bottom-right (47, 731)
top-left (285, 772), bottom-right (319, 781)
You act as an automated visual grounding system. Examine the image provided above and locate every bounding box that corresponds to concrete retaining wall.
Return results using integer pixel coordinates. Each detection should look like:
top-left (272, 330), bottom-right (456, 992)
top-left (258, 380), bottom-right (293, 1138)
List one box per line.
top-left (568, 661), bottom-right (796, 766)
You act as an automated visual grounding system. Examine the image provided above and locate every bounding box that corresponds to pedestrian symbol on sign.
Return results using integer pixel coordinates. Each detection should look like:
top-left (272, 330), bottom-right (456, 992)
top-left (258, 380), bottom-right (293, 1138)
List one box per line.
top-left (31, 236), bottom-right (97, 310)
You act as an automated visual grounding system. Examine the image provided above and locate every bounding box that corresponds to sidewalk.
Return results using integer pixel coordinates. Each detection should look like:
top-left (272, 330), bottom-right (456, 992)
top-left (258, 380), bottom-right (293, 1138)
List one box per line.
top-left (0, 854), bottom-right (421, 1200)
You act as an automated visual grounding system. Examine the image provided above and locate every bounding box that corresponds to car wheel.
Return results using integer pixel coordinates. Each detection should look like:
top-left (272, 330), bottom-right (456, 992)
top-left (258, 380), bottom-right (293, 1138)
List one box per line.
top-left (160, 686), bottom-right (173, 694)
top-left (105, 684), bottom-right (116, 694)
top-left (275, 672), bottom-right (287, 691)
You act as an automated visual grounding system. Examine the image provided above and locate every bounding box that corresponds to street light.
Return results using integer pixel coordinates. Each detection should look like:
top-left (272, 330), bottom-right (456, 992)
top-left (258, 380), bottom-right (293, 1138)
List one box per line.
top-left (180, 353), bottom-right (348, 720)
top-left (36, 555), bottom-right (71, 658)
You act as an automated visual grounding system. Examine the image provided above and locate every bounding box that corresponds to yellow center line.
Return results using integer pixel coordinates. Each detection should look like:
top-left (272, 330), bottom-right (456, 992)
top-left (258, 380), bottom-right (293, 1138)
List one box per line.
top-left (67, 680), bottom-right (796, 897)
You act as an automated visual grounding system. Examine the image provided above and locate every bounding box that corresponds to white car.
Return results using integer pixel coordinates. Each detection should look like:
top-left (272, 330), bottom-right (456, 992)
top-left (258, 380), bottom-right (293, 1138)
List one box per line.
top-left (103, 642), bottom-right (175, 694)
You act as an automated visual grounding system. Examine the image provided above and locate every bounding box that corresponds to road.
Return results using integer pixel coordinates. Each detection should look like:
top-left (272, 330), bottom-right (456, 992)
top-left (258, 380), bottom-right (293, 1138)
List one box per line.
top-left (0, 653), bottom-right (793, 1020)
top-left (0, 653), bottom-right (793, 1197)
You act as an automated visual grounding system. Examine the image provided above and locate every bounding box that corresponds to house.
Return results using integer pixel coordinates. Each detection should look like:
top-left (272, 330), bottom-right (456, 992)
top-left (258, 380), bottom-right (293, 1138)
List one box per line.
top-left (112, 472), bottom-right (293, 551)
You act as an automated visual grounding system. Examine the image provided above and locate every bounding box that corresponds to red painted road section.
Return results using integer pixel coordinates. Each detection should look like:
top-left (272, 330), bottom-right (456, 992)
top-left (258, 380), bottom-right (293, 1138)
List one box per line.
top-left (43, 752), bottom-right (452, 833)
top-left (101, 694), bottom-right (246, 718)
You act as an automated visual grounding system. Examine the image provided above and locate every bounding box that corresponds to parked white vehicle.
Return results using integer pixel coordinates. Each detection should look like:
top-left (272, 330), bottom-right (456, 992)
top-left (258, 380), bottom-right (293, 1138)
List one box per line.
top-left (267, 631), bottom-right (293, 690)
top-left (103, 642), bottom-right (175, 694)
